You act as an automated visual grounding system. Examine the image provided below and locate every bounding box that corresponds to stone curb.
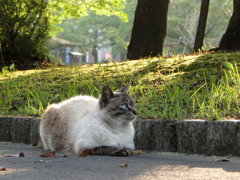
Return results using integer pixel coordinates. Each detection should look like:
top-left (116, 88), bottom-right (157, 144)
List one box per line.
top-left (0, 117), bottom-right (240, 156)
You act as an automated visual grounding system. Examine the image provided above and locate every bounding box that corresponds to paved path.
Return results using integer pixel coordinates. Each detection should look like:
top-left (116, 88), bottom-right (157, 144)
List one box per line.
top-left (1, 142), bottom-right (240, 180)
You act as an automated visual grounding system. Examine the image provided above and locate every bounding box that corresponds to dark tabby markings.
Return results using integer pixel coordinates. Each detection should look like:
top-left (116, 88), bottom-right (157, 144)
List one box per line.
top-left (92, 146), bottom-right (132, 156)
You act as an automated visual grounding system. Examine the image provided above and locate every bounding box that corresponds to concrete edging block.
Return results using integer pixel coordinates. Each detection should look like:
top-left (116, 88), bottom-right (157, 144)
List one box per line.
top-left (1, 117), bottom-right (240, 156)
top-left (134, 119), bottom-right (177, 152)
top-left (207, 121), bottom-right (240, 156)
top-left (11, 117), bottom-right (31, 143)
top-left (176, 120), bottom-right (207, 155)
top-left (30, 118), bottom-right (41, 143)
top-left (0, 117), bottom-right (13, 141)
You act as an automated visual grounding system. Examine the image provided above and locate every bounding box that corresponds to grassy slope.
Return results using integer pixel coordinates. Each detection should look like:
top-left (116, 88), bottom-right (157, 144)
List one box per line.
top-left (1, 52), bottom-right (240, 120)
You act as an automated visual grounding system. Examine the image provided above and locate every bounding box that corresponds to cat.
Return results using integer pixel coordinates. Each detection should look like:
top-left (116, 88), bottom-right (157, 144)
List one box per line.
top-left (39, 84), bottom-right (137, 156)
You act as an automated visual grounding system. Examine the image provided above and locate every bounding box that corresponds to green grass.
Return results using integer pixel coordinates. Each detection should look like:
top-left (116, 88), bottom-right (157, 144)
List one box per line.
top-left (1, 51), bottom-right (240, 120)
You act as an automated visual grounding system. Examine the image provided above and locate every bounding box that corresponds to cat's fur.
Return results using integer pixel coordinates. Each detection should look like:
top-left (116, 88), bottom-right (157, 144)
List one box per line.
top-left (39, 84), bottom-right (137, 156)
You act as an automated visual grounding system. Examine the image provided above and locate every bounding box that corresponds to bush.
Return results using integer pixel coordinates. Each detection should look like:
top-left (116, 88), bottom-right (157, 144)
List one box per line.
top-left (0, 0), bottom-right (51, 69)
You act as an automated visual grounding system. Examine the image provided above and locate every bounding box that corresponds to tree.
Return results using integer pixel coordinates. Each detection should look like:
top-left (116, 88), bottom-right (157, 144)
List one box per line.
top-left (219, 0), bottom-right (240, 51)
top-left (193, 0), bottom-right (210, 53)
top-left (0, 0), bottom-right (127, 69)
top-left (165, 0), bottom-right (232, 54)
top-left (127, 0), bottom-right (170, 60)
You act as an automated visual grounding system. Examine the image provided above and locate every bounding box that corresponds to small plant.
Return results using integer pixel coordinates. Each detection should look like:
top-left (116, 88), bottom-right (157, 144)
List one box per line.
top-left (1, 63), bottom-right (15, 74)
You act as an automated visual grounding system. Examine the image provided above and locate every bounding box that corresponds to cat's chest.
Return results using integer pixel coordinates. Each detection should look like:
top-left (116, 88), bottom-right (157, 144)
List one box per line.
top-left (93, 125), bottom-right (134, 147)
top-left (75, 122), bottom-right (133, 146)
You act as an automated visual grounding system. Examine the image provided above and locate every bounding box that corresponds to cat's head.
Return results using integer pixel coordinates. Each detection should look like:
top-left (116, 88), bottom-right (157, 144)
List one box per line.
top-left (99, 84), bottom-right (137, 124)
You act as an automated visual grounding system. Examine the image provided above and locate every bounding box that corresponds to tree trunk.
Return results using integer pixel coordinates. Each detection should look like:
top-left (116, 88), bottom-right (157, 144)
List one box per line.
top-left (193, 0), bottom-right (210, 53)
top-left (127, 0), bottom-right (170, 60)
top-left (219, 0), bottom-right (240, 51)
top-left (92, 30), bottom-right (99, 63)
top-left (92, 46), bottom-right (98, 63)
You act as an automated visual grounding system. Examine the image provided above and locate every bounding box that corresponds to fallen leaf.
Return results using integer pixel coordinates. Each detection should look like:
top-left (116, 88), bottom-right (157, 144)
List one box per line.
top-left (32, 141), bottom-right (38, 146)
top-left (19, 152), bottom-right (24, 157)
top-left (80, 149), bottom-right (93, 157)
top-left (39, 160), bottom-right (48, 163)
top-left (40, 151), bottom-right (56, 158)
top-left (226, 115), bottom-right (234, 119)
top-left (0, 168), bottom-right (7, 171)
top-left (120, 163), bottom-right (128, 168)
top-left (131, 150), bottom-right (142, 155)
top-left (1, 154), bottom-right (18, 157)
top-left (41, 150), bottom-right (46, 155)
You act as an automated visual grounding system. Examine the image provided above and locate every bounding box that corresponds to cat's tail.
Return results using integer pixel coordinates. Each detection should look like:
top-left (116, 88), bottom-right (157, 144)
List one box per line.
top-left (39, 106), bottom-right (58, 150)
top-left (41, 106), bottom-right (58, 127)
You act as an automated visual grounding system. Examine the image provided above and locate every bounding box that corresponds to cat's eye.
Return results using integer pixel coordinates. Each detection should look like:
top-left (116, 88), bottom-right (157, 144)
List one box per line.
top-left (120, 104), bottom-right (128, 109)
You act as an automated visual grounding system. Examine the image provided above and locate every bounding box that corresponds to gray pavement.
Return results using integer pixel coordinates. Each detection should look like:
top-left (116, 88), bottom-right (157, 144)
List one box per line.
top-left (1, 142), bottom-right (240, 180)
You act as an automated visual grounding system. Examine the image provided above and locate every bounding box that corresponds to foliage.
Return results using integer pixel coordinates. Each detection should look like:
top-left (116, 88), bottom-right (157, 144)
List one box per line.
top-left (0, 0), bottom-right (51, 68)
top-left (165, 0), bottom-right (233, 54)
top-left (53, 0), bottom-right (137, 61)
top-left (56, 13), bottom-right (119, 54)
top-left (1, 52), bottom-right (240, 120)
top-left (48, 0), bottom-right (127, 24)
top-left (0, 0), bottom-right (127, 68)
top-left (53, 0), bottom-right (233, 59)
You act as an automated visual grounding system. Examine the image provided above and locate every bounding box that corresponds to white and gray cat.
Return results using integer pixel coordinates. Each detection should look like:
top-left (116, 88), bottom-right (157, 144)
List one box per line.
top-left (39, 84), bottom-right (137, 156)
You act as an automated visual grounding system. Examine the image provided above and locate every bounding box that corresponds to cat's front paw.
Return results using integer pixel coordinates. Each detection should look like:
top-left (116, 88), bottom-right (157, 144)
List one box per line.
top-left (80, 149), bottom-right (93, 157)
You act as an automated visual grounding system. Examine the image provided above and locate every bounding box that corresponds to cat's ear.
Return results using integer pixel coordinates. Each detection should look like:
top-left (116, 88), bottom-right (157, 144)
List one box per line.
top-left (100, 86), bottom-right (114, 108)
top-left (117, 83), bottom-right (130, 93)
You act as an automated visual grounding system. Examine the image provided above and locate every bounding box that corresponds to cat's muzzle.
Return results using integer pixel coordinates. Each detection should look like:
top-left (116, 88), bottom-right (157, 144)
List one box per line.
top-left (125, 113), bottom-right (136, 121)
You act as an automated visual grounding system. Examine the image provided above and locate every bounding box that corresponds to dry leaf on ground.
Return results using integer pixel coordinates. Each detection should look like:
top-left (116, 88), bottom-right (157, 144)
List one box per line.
top-left (40, 150), bottom-right (56, 158)
top-left (131, 150), bottom-right (142, 155)
top-left (1, 154), bottom-right (18, 157)
top-left (0, 168), bottom-right (7, 171)
top-left (120, 163), bottom-right (128, 168)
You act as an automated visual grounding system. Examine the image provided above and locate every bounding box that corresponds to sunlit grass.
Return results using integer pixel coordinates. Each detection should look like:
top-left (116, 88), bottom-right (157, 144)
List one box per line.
top-left (1, 51), bottom-right (240, 120)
